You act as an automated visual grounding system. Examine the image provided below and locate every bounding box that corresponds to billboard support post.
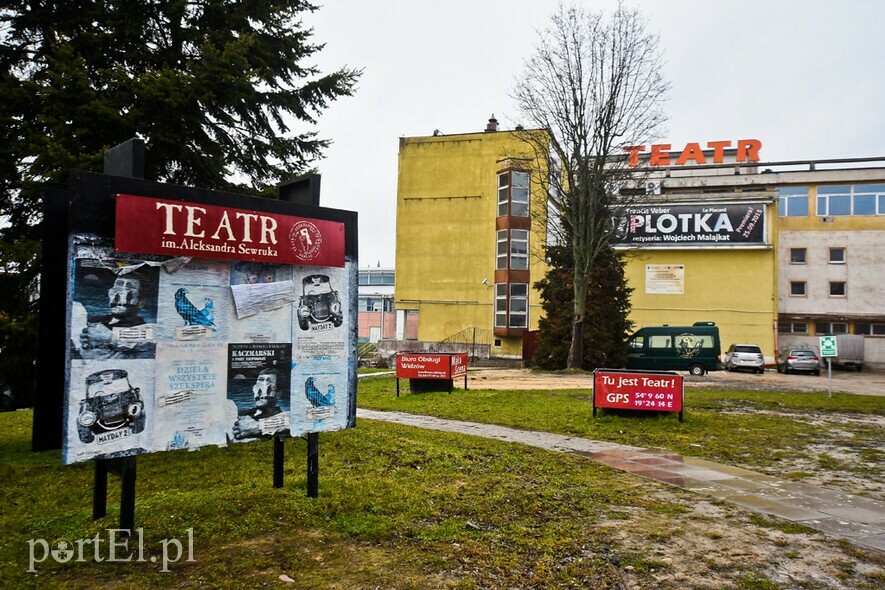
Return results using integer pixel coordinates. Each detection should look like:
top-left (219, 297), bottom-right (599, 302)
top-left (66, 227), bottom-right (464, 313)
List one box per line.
top-left (273, 436), bottom-right (285, 488)
top-left (307, 433), bottom-right (319, 498)
top-left (91, 139), bottom-right (144, 530)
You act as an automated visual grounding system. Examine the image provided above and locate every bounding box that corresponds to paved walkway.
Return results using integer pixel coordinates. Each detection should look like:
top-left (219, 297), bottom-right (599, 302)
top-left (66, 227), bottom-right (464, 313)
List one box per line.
top-left (358, 409), bottom-right (885, 553)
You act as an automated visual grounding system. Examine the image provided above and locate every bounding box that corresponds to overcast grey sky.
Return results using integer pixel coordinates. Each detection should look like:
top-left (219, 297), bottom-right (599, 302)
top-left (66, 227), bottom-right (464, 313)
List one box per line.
top-left (304, 0), bottom-right (885, 267)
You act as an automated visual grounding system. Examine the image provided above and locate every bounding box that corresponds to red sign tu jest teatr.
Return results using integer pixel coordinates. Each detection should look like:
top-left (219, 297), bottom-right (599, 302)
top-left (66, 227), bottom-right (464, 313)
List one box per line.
top-left (593, 370), bottom-right (684, 420)
top-left (115, 193), bottom-right (345, 267)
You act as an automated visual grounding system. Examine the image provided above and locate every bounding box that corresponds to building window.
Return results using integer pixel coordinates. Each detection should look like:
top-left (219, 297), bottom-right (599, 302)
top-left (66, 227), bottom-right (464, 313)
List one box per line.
top-left (497, 173), bottom-right (510, 217)
top-left (509, 283), bottom-right (528, 328)
top-left (790, 248), bottom-right (806, 264)
top-left (816, 322), bottom-right (848, 335)
top-left (778, 187), bottom-right (809, 217)
top-left (495, 283), bottom-right (507, 328)
top-left (778, 321), bottom-right (808, 334)
top-left (829, 281), bottom-right (847, 297)
top-left (495, 283), bottom-right (529, 329)
top-left (497, 170), bottom-right (530, 217)
top-left (496, 229), bottom-right (529, 270)
top-left (829, 247), bottom-right (846, 264)
top-left (511, 172), bottom-right (530, 217)
top-left (509, 229), bottom-right (528, 270)
top-left (790, 281), bottom-right (806, 296)
top-left (817, 184), bottom-right (885, 216)
top-left (855, 323), bottom-right (885, 336)
top-left (358, 270), bottom-right (394, 286)
top-left (496, 230), bottom-right (508, 270)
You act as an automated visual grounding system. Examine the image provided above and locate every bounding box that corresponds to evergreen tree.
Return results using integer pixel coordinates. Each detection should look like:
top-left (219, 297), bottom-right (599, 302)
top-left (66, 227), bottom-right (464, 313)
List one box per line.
top-left (0, 1), bottom-right (361, 404)
top-left (533, 243), bottom-right (633, 371)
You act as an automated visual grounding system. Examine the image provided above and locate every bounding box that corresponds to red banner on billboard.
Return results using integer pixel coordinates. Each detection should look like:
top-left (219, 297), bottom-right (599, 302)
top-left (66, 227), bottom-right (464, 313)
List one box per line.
top-left (593, 370), bottom-right (683, 413)
top-left (396, 353), bottom-right (468, 380)
top-left (115, 193), bottom-right (345, 267)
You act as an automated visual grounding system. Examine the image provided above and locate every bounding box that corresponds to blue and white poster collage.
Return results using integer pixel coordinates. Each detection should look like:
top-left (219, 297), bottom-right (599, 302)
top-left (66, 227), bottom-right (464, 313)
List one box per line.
top-left (63, 234), bottom-right (355, 464)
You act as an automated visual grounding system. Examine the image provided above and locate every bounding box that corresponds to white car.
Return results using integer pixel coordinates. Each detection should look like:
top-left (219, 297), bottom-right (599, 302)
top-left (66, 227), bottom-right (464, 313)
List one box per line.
top-left (722, 344), bottom-right (765, 374)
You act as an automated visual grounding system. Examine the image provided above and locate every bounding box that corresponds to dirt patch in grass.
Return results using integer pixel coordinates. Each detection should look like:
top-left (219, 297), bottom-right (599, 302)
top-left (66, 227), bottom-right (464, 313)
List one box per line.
top-left (597, 488), bottom-right (885, 589)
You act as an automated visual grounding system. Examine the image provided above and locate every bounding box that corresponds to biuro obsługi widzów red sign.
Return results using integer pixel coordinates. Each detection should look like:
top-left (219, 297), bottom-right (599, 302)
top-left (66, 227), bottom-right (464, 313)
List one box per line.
top-left (115, 194), bottom-right (345, 267)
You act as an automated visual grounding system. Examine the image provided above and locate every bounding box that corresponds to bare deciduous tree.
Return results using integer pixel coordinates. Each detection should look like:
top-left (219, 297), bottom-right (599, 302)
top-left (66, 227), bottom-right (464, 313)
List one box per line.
top-left (512, 2), bottom-right (669, 369)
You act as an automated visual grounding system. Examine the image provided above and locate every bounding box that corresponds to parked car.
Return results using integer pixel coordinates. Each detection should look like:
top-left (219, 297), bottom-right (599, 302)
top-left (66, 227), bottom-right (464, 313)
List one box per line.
top-left (776, 348), bottom-right (821, 375)
top-left (723, 344), bottom-right (765, 374)
top-left (626, 322), bottom-right (721, 376)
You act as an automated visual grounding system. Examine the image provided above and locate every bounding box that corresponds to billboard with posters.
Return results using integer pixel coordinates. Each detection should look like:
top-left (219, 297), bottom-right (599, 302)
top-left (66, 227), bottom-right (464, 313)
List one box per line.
top-left (58, 181), bottom-right (357, 464)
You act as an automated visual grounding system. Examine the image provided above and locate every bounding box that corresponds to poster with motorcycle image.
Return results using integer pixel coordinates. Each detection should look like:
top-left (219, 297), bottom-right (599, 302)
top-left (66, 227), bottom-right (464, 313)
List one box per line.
top-left (152, 341), bottom-right (228, 452)
top-left (63, 360), bottom-right (154, 464)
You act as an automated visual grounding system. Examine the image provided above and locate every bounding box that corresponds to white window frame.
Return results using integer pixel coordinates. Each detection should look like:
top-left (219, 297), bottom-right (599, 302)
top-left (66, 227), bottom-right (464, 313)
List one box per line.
top-left (828, 247), bottom-right (846, 264)
top-left (508, 283), bottom-right (528, 328)
top-left (817, 184), bottom-right (885, 217)
top-left (494, 283), bottom-right (508, 328)
top-left (496, 230), bottom-right (508, 270)
top-left (509, 229), bottom-right (529, 270)
top-left (790, 281), bottom-right (806, 297)
top-left (789, 248), bottom-right (806, 264)
top-left (510, 171), bottom-right (530, 217)
top-left (497, 173), bottom-right (509, 217)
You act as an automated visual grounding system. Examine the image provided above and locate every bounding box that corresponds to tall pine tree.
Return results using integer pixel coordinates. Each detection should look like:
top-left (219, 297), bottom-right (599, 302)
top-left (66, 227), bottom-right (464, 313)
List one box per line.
top-left (0, 1), bottom-right (360, 404)
top-left (533, 243), bottom-right (634, 371)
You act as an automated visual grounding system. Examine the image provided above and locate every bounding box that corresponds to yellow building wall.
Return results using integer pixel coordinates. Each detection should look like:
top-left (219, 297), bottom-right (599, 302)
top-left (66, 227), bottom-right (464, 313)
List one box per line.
top-left (623, 217), bottom-right (779, 359)
top-left (395, 132), bottom-right (547, 357)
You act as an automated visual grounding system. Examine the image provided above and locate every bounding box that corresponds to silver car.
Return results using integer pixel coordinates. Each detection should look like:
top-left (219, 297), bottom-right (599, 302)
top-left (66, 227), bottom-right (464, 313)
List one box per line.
top-left (777, 348), bottom-right (821, 375)
top-left (723, 344), bottom-right (765, 374)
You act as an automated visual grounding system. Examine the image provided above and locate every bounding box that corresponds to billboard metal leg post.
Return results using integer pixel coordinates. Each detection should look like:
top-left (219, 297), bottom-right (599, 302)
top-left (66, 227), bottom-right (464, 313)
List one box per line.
top-left (93, 459), bottom-right (109, 519)
top-left (273, 436), bottom-right (285, 488)
top-left (307, 433), bottom-right (319, 498)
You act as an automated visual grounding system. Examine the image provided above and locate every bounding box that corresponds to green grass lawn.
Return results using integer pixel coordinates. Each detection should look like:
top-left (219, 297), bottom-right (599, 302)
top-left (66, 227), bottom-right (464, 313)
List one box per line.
top-left (358, 374), bottom-right (884, 475)
top-left (0, 376), bottom-right (882, 589)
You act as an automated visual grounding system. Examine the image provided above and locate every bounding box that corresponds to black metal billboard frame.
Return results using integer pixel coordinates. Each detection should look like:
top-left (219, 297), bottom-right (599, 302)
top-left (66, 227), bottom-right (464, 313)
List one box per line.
top-left (34, 139), bottom-right (357, 528)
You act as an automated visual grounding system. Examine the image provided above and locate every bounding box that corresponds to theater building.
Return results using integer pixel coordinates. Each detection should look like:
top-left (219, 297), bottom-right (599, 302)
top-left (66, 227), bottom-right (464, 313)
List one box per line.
top-left (394, 118), bottom-right (885, 368)
top-left (394, 117), bottom-right (548, 359)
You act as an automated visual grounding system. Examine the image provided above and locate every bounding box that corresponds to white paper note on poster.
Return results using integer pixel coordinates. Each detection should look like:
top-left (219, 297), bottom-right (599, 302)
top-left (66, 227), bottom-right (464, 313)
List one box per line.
top-left (230, 281), bottom-right (297, 319)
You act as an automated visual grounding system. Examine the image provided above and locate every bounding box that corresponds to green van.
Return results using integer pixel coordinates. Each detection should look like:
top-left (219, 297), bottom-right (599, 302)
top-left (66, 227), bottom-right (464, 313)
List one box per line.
top-left (625, 322), bottom-right (721, 376)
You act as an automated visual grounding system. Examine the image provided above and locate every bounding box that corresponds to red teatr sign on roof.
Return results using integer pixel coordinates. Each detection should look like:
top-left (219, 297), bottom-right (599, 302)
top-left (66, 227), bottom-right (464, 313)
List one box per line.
top-left (624, 139), bottom-right (762, 167)
top-left (115, 193), bottom-right (345, 267)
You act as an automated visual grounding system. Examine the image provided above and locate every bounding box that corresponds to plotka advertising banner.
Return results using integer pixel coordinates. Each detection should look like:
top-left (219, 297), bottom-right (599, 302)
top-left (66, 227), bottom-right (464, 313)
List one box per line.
top-left (613, 202), bottom-right (766, 247)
